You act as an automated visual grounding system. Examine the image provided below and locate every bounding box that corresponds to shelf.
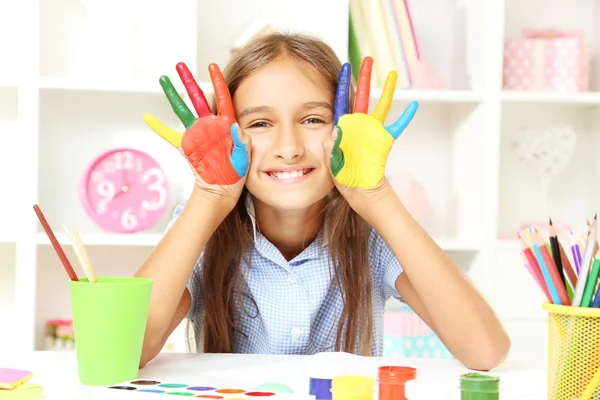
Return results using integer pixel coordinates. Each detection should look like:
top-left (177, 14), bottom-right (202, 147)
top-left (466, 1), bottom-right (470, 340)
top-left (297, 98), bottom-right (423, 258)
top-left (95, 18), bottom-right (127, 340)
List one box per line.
top-left (0, 82), bottom-right (17, 89)
top-left (501, 91), bottom-right (600, 105)
top-left (38, 77), bottom-right (198, 96)
top-left (4, 0), bottom-right (581, 363)
top-left (36, 82), bottom-right (483, 105)
top-left (434, 238), bottom-right (482, 252)
top-left (35, 232), bottom-right (162, 247)
top-left (373, 89), bottom-right (484, 104)
top-left (33, 231), bottom-right (479, 252)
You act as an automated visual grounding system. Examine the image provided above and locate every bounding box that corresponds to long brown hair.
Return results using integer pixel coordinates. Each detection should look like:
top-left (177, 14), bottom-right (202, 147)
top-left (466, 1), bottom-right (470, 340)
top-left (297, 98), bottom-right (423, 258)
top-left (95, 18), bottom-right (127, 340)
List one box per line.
top-left (193, 32), bottom-right (373, 356)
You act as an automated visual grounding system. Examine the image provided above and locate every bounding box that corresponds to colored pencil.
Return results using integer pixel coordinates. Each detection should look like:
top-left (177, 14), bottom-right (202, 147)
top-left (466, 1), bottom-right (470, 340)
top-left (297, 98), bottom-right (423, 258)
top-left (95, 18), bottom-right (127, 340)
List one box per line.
top-left (589, 217), bottom-right (600, 256)
top-left (558, 238), bottom-right (578, 293)
top-left (519, 216), bottom-right (600, 308)
top-left (581, 248), bottom-right (600, 307)
top-left (520, 251), bottom-right (550, 301)
top-left (522, 229), bottom-right (559, 302)
top-left (533, 229), bottom-right (570, 305)
top-left (573, 222), bottom-right (597, 307)
top-left (527, 233), bottom-right (561, 304)
top-left (518, 232), bottom-right (551, 300)
top-left (549, 219), bottom-right (571, 297)
top-left (33, 204), bottom-right (79, 281)
top-left (571, 230), bottom-right (583, 274)
top-left (591, 275), bottom-right (600, 308)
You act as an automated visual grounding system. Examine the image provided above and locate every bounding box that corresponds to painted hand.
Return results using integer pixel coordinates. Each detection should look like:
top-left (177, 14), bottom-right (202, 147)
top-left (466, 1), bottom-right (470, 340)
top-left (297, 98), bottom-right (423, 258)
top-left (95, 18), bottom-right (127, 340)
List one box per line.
top-left (143, 62), bottom-right (249, 186)
top-left (329, 57), bottom-right (418, 189)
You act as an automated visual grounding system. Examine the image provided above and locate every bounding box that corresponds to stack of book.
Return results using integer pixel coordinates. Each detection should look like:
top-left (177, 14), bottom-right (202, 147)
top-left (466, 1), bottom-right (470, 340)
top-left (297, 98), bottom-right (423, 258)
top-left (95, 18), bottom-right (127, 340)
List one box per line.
top-left (349, 0), bottom-right (421, 89)
top-left (0, 369), bottom-right (42, 400)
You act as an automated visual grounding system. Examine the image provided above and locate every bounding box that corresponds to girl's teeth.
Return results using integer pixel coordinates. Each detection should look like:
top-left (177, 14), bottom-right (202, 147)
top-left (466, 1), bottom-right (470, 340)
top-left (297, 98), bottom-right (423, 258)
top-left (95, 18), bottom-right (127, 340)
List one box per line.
top-left (272, 170), bottom-right (306, 179)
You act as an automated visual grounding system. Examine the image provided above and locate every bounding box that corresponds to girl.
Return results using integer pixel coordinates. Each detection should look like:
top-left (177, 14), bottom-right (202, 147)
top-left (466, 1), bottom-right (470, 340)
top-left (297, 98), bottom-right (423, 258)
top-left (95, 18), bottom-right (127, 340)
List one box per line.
top-left (135, 32), bottom-right (510, 370)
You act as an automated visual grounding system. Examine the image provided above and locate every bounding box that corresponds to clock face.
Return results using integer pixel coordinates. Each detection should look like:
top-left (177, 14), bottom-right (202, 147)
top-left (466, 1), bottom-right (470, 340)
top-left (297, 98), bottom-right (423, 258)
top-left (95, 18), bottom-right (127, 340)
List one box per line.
top-left (80, 148), bottom-right (170, 233)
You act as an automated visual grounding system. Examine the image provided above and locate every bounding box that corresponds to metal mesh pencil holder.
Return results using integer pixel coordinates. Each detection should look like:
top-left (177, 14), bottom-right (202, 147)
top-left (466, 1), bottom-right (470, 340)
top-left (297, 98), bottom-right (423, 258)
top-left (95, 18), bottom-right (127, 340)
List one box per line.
top-left (543, 302), bottom-right (600, 400)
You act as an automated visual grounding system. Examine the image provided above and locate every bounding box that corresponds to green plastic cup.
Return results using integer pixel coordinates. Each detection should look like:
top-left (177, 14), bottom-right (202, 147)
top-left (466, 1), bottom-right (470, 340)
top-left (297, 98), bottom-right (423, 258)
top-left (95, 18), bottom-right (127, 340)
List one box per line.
top-left (69, 277), bottom-right (153, 386)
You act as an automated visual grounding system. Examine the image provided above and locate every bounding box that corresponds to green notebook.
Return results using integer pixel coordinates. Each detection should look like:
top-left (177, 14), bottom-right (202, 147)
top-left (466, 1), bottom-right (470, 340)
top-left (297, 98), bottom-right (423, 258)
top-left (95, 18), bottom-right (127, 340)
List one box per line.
top-left (348, 12), bottom-right (362, 82)
top-left (0, 383), bottom-right (43, 400)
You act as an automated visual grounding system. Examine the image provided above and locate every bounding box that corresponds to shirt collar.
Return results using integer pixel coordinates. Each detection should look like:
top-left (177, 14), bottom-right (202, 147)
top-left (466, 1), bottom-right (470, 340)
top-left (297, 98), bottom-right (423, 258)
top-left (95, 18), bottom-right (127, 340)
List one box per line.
top-left (244, 193), bottom-right (328, 248)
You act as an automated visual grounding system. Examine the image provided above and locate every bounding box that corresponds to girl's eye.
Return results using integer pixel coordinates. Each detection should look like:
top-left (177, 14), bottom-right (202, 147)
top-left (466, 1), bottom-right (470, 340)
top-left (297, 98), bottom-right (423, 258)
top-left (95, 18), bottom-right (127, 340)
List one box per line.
top-left (303, 117), bottom-right (326, 124)
top-left (248, 121), bottom-right (270, 128)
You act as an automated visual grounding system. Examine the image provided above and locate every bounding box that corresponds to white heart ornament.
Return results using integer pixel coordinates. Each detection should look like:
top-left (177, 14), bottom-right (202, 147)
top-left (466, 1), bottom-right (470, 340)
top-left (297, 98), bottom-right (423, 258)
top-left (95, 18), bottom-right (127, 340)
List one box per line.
top-left (511, 124), bottom-right (577, 180)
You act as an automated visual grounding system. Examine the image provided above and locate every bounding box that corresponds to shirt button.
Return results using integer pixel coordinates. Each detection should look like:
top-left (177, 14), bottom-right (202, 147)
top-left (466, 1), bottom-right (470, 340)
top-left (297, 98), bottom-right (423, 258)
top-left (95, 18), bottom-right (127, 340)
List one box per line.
top-left (288, 273), bottom-right (297, 283)
top-left (291, 327), bottom-right (302, 339)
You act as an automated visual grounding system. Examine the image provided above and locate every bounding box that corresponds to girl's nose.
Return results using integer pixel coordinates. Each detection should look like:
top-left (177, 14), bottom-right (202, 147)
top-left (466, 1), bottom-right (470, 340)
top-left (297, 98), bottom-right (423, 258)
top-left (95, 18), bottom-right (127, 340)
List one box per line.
top-left (273, 127), bottom-right (304, 161)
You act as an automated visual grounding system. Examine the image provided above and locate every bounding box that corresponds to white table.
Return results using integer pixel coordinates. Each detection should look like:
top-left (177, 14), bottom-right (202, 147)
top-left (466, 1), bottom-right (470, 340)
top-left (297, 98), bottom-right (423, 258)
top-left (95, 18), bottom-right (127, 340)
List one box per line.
top-left (1, 351), bottom-right (547, 399)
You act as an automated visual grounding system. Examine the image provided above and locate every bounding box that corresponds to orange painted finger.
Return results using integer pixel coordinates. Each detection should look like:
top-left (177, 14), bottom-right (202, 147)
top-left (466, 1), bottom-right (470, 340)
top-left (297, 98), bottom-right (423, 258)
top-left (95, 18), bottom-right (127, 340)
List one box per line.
top-left (353, 57), bottom-right (373, 114)
top-left (209, 63), bottom-right (235, 120)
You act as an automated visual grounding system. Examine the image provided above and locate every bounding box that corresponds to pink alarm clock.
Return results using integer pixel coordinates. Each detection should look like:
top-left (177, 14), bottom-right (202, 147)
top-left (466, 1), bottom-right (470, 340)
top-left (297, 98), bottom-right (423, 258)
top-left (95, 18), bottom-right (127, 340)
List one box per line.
top-left (80, 148), bottom-right (170, 233)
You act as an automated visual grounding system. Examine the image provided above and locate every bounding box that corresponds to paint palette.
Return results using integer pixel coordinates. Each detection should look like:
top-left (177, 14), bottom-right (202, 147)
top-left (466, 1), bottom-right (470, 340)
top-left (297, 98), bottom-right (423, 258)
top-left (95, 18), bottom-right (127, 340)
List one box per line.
top-left (107, 379), bottom-right (308, 399)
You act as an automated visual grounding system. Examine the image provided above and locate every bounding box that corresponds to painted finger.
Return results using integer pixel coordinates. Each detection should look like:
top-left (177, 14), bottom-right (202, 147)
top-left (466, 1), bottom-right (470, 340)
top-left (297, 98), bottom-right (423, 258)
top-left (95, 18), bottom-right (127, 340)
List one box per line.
top-left (209, 63), bottom-right (235, 120)
top-left (372, 71), bottom-right (398, 124)
top-left (159, 76), bottom-right (196, 129)
top-left (229, 123), bottom-right (249, 178)
top-left (386, 101), bottom-right (419, 139)
top-left (330, 126), bottom-right (345, 176)
top-left (176, 62), bottom-right (213, 118)
top-left (143, 113), bottom-right (183, 148)
top-left (333, 63), bottom-right (352, 126)
top-left (353, 57), bottom-right (373, 114)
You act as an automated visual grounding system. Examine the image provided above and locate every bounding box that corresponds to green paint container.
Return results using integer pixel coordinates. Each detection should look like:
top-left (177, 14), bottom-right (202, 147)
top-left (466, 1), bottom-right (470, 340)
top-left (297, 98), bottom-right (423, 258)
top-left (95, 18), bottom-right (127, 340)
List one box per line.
top-left (460, 373), bottom-right (500, 400)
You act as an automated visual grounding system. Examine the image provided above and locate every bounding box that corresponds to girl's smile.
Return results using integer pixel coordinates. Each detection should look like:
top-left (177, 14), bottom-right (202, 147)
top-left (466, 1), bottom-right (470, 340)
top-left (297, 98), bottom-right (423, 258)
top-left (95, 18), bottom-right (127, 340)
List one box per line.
top-left (263, 166), bottom-right (315, 184)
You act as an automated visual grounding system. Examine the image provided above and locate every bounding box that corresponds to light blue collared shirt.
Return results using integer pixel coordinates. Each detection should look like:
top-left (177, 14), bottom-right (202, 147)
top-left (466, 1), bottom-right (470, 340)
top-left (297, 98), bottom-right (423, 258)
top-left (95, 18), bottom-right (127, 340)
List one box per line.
top-left (166, 195), bottom-right (405, 356)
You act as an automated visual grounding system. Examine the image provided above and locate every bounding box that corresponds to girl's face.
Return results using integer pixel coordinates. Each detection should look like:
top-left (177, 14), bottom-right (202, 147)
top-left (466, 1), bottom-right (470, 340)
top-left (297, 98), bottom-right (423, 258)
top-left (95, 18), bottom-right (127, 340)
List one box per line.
top-left (234, 57), bottom-right (336, 212)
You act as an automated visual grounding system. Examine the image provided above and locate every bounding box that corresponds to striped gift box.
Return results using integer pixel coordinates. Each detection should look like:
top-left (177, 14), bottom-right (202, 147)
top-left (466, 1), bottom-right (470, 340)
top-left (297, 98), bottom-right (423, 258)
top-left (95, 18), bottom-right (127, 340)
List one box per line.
top-left (383, 306), bottom-right (453, 359)
top-left (384, 307), bottom-right (431, 337)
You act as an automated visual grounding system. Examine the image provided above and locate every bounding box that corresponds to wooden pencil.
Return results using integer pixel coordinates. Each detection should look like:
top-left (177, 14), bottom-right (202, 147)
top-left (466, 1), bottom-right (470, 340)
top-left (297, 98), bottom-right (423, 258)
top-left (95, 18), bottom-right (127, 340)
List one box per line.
top-left (573, 222), bottom-right (597, 306)
top-left (591, 215), bottom-right (599, 255)
top-left (581, 248), bottom-right (600, 307)
top-left (549, 219), bottom-right (567, 288)
top-left (534, 229), bottom-right (570, 305)
top-left (570, 230), bottom-right (583, 274)
top-left (518, 231), bottom-right (551, 300)
top-left (558, 237), bottom-right (578, 290)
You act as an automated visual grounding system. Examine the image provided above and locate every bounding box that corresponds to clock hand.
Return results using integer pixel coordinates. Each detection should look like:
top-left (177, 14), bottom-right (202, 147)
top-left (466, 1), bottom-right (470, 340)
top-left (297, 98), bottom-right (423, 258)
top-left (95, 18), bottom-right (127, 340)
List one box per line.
top-left (120, 167), bottom-right (129, 190)
top-left (105, 181), bottom-right (131, 214)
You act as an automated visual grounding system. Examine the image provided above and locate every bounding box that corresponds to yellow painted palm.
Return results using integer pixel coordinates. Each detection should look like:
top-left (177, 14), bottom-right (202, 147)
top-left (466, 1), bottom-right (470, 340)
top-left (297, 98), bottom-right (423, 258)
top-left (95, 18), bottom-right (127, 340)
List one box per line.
top-left (331, 57), bottom-right (418, 189)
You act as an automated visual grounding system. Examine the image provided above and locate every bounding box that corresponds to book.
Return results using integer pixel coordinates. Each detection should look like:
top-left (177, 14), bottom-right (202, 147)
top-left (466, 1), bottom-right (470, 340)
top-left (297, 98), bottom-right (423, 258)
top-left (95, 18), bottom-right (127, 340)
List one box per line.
top-left (0, 383), bottom-right (43, 400)
top-left (0, 369), bottom-right (31, 390)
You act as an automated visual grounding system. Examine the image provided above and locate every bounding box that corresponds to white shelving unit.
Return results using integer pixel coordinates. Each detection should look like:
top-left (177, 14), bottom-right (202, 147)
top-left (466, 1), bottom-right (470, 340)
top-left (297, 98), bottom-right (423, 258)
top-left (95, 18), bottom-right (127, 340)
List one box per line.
top-left (1, 0), bottom-right (598, 363)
